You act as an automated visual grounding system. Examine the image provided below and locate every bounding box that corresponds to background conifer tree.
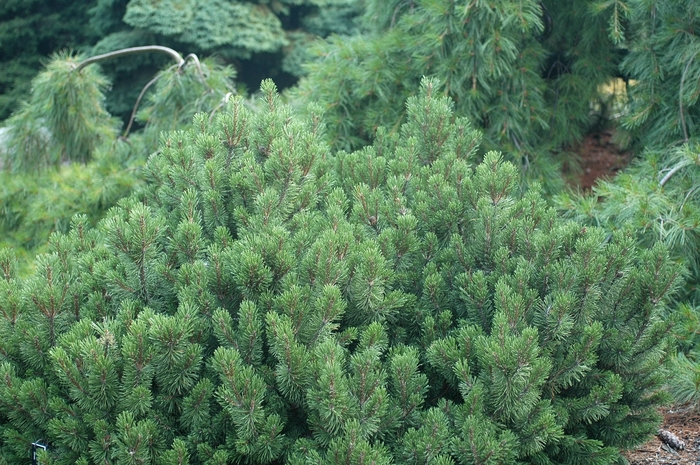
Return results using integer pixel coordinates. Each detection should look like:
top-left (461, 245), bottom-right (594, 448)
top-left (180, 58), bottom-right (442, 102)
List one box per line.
top-left (292, 0), bottom-right (624, 191)
top-left (613, 0), bottom-right (700, 151)
top-left (0, 51), bottom-right (235, 265)
top-left (554, 0), bottom-right (700, 409)
top-left (0, 0), bottom-right (363, 122)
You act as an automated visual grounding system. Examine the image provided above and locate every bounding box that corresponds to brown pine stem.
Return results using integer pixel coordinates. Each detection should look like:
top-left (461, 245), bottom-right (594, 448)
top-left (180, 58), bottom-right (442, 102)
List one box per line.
top-left (122, 64), bottom-right (178, 138)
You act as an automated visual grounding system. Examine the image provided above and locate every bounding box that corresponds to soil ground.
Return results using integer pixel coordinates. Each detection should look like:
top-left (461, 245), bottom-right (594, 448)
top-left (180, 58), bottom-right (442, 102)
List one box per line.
top-left (568, 129), bottom-right (631, 190)
top-left (623, 407), bottom-right (700, 464)
top-left (572, 132), bottom-right (699, 464)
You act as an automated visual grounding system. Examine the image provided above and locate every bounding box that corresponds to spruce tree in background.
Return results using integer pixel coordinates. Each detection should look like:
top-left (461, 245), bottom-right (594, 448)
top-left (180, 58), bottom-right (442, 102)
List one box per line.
top-left (0, 0), bottom-right (363, 122)
top-left (0, 79), bottom-right (681, 464)
top-left (0, 0), bottom-right (98, 120)
top-left (97, 0), bottom-right (362, 104)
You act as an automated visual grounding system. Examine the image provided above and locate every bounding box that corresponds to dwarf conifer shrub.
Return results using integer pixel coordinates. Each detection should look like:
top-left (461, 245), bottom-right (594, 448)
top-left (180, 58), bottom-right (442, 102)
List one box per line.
top-left (0, 79), bottom-right (681, 465)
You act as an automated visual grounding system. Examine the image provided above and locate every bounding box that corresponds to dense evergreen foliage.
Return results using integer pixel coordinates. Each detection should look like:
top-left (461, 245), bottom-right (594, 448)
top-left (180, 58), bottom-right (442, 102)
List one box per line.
top-left (292, 0), bottom-right (624, 190)
top-left (0, 149), bottom-right (140, 266)
top-left (616, 0), bottom-right (700, 151)
top-left (0, 80), bottom-right (682, 464)
top-left (95, 0), bottom-right (362, 100)
top-left (555, 0), bottom-right (700, 408)
top-left (1, 55), bottom-right (119, 172)
top-left (2, 1), bottom-right (700, 462)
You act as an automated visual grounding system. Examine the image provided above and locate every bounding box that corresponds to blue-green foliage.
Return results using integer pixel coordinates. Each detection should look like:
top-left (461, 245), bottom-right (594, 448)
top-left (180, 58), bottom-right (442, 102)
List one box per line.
top-left (617, 0), bottom-right (700, 150)
top-left (124, 0), bottom-right (288, 55)
top-left (1, 0), bottom-right (362, 123)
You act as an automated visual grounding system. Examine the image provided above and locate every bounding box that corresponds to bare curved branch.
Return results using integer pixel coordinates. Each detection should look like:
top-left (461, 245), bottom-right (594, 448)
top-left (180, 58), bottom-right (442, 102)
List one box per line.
top-left (122, 64), bottom-right (179, 138)
top-left (659, 163), bottom-right (684, 187)
top-left (74, 46), bottom-right (185, 72)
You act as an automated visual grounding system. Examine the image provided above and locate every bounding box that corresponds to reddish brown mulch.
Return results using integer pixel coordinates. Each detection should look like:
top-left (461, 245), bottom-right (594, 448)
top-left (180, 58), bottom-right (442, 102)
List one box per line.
top-left (567, 130), bottom-right (631, 190)
top-left (623, 407), bottom-right (700, 464)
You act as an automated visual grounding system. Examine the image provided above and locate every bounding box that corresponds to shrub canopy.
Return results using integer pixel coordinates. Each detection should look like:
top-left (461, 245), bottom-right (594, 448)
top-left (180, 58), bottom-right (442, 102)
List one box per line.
top-left (0, 80), bottom-right (682, 465)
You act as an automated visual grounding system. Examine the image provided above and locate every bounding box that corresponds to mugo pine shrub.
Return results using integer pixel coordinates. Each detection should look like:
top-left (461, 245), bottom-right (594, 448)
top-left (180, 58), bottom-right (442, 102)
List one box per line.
top-left (0, 79), bottom-right (682, 464)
